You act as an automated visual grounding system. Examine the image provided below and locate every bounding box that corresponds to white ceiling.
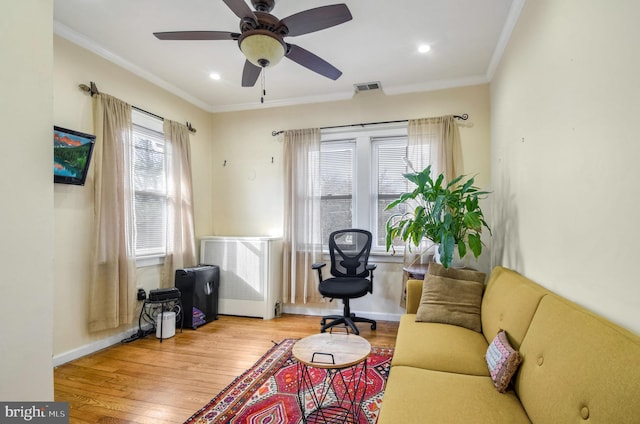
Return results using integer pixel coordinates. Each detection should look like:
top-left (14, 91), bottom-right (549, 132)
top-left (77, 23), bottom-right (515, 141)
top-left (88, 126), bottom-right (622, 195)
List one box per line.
top-left (53, 0), bottom-right (520, 113)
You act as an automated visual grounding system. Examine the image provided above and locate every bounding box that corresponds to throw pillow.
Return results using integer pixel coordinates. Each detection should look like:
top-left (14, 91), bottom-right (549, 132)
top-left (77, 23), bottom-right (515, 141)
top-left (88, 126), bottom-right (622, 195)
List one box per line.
top-left (427, 262), bottom-right (486, 283)
top-left (415, 274), bottom-right (484, 332)
top-left (485, 330), bottom-right (522, 393)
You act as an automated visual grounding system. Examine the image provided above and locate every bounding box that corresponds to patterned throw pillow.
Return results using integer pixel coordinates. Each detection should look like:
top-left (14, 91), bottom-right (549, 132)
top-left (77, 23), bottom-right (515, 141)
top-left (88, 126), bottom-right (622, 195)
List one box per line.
top-left (486, 330), bottom-right (522, 392)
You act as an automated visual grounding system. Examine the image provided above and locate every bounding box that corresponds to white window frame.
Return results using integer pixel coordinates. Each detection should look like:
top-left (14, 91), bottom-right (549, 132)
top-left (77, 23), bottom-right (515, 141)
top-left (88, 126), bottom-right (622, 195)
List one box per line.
top-left (131, 109), bottom-right (167, 267)
top-left (320, 123), bottom-right (408, 257)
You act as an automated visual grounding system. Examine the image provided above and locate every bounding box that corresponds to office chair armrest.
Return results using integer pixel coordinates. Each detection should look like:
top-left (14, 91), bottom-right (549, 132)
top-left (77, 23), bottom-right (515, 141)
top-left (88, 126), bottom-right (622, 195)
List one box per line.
top-left (366, 264), bottom-right (376, 293)
top-left (312, 262), bottom-right (326, 282)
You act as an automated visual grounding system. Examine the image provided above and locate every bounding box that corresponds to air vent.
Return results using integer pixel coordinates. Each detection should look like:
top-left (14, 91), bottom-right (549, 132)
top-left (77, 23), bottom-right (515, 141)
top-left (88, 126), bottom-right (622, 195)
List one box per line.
top-left (354, 81), bottom-right (382, 92)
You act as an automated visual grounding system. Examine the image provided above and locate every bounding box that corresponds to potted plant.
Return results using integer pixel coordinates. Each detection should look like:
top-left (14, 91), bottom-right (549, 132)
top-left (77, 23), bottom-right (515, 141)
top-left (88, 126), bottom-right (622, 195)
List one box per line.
top-left (385, 165), bottom-right (491, 268)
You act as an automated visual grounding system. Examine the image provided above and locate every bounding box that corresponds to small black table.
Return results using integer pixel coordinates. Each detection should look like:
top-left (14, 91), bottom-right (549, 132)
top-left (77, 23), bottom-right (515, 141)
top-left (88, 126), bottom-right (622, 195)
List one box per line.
top-left (138, 297), bottom-right (183, 343)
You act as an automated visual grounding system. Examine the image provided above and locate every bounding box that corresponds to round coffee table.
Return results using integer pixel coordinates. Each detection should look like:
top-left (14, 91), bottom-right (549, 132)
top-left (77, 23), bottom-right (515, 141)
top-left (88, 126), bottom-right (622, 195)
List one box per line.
top-left (292, 333), bottom-right (371, 423)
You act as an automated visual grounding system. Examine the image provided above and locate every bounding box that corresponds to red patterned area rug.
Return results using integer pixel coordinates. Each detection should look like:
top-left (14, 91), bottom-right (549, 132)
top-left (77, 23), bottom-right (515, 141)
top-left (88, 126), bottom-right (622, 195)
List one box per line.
top-left (185, 338), bottom-right (394, 424)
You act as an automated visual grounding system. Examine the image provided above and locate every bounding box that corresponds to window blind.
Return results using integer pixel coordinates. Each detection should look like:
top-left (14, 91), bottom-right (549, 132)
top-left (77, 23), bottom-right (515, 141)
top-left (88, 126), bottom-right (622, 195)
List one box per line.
top-left (372, 137), bottom-right (409, 247)
top-left (132, 119), bottom-right (167, 257)
top-left (320, 140), bottom-right (355, 243)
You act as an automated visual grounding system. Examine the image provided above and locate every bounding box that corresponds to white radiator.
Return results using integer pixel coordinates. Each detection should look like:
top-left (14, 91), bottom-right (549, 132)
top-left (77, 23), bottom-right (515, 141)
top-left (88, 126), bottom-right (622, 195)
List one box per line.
top-left (200, 236), bottom-right (282, 320)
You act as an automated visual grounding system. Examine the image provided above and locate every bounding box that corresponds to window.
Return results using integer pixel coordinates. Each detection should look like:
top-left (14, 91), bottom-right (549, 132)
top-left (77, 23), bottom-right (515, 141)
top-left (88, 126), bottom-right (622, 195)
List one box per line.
top-left (320, 124), bottom-right (409, 252)
top-left (372, 137), bottom-right (410, 248)
top-left (320, 140), bottom-right (355, 244)
top-left (132, 110), bottom-right (167, 258)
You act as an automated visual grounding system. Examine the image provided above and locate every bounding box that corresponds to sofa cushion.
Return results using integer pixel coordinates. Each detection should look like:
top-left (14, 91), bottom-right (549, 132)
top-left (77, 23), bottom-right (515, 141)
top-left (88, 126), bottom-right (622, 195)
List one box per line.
top-left (377, 366), bottom-right (532, 424)
top-left (486, 330), bottom-right (522, 392)
top-left (392, 314), bottom-right (490, 376)
top-left (416, 274), bottom-right (484, 332)
top-left (481, 267), bottom-right (549, 349)
top-left (515, 294), bottom-right (640, 424)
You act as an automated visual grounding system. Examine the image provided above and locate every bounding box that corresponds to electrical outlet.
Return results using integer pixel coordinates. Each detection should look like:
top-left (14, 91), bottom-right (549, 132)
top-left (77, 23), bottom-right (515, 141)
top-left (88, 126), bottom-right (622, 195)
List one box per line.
top-left (137, 288), bottom-right (147, 301)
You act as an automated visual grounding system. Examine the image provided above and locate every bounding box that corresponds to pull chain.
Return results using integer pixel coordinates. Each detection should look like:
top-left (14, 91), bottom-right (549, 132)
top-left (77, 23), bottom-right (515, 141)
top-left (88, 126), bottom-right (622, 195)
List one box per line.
top-left (260, 69), bottom-right (266, 104)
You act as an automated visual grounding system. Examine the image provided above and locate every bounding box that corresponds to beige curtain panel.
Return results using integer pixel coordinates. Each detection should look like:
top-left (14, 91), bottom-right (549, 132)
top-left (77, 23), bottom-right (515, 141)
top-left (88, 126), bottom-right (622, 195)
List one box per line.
top-left (407, 115), bottom-right (463, 181)
top-left (282, 128), bottom-right (323, 304)
top-left (399, 115), bottom-right (464, 307)
top-left (161, 120), bottom-right (197, 288)
top-left (89, 93), bottom-right (137, 332)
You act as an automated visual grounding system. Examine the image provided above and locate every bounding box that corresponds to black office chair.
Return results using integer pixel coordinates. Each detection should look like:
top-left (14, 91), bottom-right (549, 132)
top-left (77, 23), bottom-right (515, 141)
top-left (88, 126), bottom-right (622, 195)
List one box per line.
top-left (312, 229), bottom-right (377, 335)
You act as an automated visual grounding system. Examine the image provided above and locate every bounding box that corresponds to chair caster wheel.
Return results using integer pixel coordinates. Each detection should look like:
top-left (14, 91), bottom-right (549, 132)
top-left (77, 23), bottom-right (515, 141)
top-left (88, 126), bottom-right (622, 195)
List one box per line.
top-left (320, 319), bottom-right (326, 325)
top-left (371, 323), bottom-right (377, 330)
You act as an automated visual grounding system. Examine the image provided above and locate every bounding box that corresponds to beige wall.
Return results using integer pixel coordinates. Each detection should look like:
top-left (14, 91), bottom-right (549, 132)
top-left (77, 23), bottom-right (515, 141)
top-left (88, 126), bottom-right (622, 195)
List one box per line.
top-left (52, 37), bottom-right (215, 358)
top-left (491, 0), bottom-right (640, 334)
top-left (209, 85), bottom-right (492, 317)
top-left (0, 1), bottom-right (54, 400)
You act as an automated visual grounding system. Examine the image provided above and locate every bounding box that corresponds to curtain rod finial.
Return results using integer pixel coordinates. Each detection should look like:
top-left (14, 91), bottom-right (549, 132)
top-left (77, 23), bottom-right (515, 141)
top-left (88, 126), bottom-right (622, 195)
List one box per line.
top-left (79, 82), bottom-right (99, 96)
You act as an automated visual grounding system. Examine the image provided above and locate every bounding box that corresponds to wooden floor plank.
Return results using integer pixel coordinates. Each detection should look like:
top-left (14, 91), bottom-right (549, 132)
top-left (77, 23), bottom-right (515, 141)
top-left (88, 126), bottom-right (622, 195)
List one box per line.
top-left (55, 314), bottom-right (399, 423)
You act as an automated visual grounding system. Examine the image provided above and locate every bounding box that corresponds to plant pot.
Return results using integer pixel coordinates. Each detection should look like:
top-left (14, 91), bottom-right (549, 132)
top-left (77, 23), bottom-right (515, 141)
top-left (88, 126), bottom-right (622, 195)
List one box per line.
top-left (434, 244), bottom-right (467, 268)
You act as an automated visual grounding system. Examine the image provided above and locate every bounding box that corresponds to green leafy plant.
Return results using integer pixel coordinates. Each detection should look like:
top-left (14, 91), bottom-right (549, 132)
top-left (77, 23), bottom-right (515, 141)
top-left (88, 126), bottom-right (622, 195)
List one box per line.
top-left (385, 165), bottom-right (491, 268)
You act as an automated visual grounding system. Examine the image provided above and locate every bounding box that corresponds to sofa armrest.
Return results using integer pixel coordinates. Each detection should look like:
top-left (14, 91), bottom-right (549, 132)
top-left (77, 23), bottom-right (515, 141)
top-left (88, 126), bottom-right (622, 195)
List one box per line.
top-left (406, 279), bottom-right (424, 314)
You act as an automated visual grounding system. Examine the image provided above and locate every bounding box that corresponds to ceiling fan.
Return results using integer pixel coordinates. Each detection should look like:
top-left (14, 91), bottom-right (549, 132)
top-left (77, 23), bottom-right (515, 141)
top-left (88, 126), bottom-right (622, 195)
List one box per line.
top-left (154, 0), bottom-right (352, 88)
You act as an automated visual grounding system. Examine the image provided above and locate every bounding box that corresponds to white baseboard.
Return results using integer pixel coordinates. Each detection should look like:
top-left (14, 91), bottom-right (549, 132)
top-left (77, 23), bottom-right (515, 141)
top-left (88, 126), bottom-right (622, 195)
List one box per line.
top-left (52, 325), bottom-right (150, 367)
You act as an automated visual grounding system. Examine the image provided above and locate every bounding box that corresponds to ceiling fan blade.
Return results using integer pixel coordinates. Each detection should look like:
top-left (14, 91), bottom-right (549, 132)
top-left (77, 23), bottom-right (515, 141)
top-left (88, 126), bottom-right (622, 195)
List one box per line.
top-left (154, 31), bottom-right (238, 40)
top-left (242, 60), bottom-right (262, 87)
top-left (223, 0), bottom-right (257, 21)
top-left (285, 44), bottom-right (342, 80)
top-left (281, 4), bottom-right (352, 37)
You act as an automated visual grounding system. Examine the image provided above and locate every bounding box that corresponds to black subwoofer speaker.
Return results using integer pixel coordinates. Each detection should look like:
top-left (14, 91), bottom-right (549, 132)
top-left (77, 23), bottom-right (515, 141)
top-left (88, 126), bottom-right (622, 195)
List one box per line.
top-left (174, 265), bottom-right (220, 329)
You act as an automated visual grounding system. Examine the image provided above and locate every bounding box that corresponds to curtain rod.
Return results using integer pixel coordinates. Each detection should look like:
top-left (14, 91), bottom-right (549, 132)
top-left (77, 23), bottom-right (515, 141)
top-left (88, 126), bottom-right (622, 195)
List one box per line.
top-left (271, 114), bottom-right (469, 137)
top-left (78, 82), bottom-right (197, 134)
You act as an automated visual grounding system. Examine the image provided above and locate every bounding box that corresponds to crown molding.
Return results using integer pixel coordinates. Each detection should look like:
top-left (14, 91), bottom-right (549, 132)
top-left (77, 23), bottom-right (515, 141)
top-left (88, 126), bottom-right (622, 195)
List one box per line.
top-left (209, 90), bottom-right (355, 113)
top-left (383, 75), bottom-right (490, 96)
top-left (486, 0), bottom-right (526, 81)
top-left (53, 20), bottom-right (212, 112)
top-left (211, 73), bottom-right (491, 113)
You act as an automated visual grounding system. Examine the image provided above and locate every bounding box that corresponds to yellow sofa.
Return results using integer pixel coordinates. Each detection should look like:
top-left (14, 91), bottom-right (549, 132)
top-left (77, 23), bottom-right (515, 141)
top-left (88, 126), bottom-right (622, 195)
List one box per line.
top-left (378, 266), bottom-right (640, 424)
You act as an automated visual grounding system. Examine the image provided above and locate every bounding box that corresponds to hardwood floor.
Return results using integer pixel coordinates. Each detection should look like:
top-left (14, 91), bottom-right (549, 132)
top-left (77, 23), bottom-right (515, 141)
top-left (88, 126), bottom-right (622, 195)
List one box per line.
top-left (54, 314), bottom-right (399, 423)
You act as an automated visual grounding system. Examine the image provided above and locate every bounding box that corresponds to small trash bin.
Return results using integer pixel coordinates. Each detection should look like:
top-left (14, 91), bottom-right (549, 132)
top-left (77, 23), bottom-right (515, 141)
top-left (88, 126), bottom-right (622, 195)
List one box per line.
top-left (155, 311), bottom-right (176, 339)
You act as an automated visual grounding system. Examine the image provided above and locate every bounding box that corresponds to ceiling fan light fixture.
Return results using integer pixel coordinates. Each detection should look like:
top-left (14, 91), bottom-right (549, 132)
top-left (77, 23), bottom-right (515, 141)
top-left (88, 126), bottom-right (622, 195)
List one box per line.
top-left (154, 1), bottom-right (352, 87)
top-left (239, 30), bottom-right (286, 68)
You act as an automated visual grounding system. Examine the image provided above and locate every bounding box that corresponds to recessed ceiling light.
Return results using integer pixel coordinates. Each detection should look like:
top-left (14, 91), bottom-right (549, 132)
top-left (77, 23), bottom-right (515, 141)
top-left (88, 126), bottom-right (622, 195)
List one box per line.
top-left (418, 44), bottom-right (431, 54)
top-left (209, 72), bottom-right (221, 80)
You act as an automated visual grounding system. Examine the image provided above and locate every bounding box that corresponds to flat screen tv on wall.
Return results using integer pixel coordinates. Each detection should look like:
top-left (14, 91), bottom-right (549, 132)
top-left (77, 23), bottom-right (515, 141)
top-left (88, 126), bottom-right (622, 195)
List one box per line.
top-left (53, 126), bottom-right (96, 186)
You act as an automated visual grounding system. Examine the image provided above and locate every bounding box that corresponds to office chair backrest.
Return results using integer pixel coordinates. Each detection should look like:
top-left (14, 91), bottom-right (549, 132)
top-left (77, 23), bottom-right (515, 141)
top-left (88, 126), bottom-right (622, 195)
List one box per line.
top-left (328, 229), bottom-right (373, 278)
